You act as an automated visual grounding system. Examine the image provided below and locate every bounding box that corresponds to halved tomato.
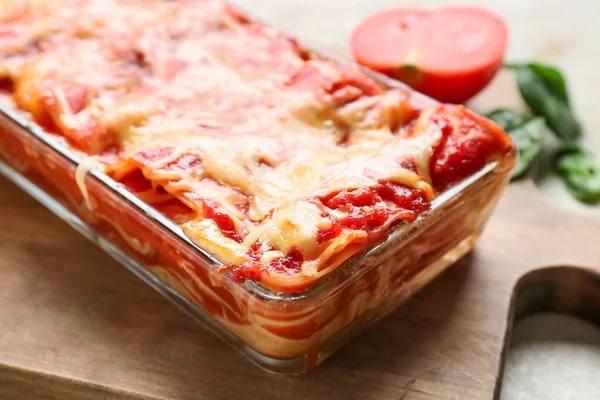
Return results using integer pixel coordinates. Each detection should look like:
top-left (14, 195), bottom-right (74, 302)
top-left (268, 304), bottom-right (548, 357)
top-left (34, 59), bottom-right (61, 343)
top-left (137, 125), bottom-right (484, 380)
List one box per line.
top-left (351, 6), bottom-right (509, 104)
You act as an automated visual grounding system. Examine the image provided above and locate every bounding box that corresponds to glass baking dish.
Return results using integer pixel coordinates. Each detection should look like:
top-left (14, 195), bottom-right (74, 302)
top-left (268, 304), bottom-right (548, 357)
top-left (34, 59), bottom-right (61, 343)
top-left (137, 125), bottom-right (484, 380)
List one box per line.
top-left (0, 7), bottom-right (517, 374)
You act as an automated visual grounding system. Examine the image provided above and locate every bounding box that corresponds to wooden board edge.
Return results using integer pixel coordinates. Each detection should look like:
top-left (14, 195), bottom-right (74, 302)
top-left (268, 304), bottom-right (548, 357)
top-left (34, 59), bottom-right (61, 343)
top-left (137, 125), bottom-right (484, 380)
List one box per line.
top-left (0, 363), bottom-right (155, 400)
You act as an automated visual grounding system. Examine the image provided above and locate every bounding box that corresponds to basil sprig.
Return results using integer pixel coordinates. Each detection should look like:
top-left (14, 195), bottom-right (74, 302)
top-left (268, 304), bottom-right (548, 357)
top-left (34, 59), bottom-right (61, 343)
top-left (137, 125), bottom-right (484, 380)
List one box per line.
top-left (486, 62), bottom-right (598, 204)
top-left (487, 109), bottom-right (547, 179)
top-left (526, 63), bottom-right (570, 106)
top-left (513, 65), bottom-right (581, 142)
top-left (555, 149), bottom-right (600, 204)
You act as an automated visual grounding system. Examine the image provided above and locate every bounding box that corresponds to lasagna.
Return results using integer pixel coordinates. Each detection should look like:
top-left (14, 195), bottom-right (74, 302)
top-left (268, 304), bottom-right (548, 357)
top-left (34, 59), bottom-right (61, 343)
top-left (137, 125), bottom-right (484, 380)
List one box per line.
top-left (0, 0), bottom-right (512, 297)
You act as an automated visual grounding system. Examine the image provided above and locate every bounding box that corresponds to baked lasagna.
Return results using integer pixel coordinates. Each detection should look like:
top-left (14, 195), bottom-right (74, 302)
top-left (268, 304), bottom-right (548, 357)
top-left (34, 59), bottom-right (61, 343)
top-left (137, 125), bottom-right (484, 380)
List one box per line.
top-left (0, 0), bottom-right (512, 291)
top-left (0, 0), bottom-right (515, 364)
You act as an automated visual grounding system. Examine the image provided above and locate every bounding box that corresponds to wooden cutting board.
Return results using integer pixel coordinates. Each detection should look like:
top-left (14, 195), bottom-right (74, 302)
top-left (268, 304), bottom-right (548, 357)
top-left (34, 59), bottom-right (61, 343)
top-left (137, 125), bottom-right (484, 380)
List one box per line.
top-left (1, 69), bottom-right (599, 400)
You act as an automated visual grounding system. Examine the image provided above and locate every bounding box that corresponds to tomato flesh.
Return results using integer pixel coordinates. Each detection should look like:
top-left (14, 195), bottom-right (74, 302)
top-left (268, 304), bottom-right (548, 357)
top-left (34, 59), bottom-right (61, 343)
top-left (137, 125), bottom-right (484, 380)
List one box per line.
top-left (351, 9), bottom-right (429, 69)
top-left (351, 6), bottom-right (509, 104)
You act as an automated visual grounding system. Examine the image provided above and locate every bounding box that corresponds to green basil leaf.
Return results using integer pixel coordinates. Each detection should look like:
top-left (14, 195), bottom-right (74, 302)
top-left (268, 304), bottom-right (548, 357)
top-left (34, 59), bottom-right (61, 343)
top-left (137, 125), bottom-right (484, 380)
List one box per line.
top-left (505, 63), bottom-right (570, 106)
top-left (528, 63), bottom-right (570, 107)
top-left (507, 117), bottom-right (546, 179)
top-left (486, 109), bottom-right (547, 179)
top-left (555, 150), bottom-right (600, 204)
top-left (515, 67), bottom-right (581, 142)
top-left (486, 108), bottom-right (530, 131)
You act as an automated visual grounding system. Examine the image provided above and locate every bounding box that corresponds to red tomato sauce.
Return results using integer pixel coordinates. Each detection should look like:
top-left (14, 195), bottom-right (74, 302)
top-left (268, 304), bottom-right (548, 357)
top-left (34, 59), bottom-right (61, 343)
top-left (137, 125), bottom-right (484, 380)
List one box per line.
top-left (203, 200), bottom-right (242, 243)
top-left (318, 181), bottom-right (428, 241)
top-left (426, 106), bottom-right (512, 191)
top-left (232, 243), bottom-right (304, 283)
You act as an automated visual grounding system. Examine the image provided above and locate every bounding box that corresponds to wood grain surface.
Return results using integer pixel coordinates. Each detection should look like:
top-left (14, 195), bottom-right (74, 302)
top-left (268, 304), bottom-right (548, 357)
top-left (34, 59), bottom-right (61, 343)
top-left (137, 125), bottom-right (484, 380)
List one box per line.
top-left (2, 1), bottom-right (600, 398)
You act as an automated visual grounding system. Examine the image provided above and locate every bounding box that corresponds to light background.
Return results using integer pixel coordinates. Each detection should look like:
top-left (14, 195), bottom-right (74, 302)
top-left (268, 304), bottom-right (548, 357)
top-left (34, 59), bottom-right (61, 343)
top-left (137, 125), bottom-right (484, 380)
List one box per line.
top-left (230, 0), bottom-right (600, 398)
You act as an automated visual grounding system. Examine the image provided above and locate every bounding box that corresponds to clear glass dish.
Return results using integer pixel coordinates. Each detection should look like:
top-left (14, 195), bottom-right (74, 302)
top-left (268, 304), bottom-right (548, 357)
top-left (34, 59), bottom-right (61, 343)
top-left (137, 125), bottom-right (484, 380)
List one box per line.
top-left (0, 7), bottom-right (517, 374)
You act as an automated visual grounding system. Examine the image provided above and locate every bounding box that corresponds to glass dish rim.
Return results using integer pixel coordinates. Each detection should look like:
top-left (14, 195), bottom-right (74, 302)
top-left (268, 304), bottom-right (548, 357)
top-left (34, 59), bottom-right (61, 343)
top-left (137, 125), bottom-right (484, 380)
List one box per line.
top-left (0, 5), bottom-right (511, 303)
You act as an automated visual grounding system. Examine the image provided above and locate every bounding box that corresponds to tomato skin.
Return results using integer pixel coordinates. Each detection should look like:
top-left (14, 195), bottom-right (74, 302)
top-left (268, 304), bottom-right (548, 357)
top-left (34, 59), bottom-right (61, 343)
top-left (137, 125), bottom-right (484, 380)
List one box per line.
top-left (350, 6), bottom-right (509, 104)
top-left (384, 59), bottom-right (503, 104)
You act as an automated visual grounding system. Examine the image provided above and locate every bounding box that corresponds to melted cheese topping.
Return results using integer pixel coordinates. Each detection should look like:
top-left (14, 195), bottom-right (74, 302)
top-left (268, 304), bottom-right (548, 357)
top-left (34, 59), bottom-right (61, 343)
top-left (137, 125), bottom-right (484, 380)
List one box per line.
top-left (0, 0), bottom-right (511, 292)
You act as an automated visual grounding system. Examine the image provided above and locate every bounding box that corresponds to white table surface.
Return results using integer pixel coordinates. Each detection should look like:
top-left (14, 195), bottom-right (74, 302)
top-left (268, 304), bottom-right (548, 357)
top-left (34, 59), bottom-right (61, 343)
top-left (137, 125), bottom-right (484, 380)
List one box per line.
top-left (230, 0), bottom-right (600, 398)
